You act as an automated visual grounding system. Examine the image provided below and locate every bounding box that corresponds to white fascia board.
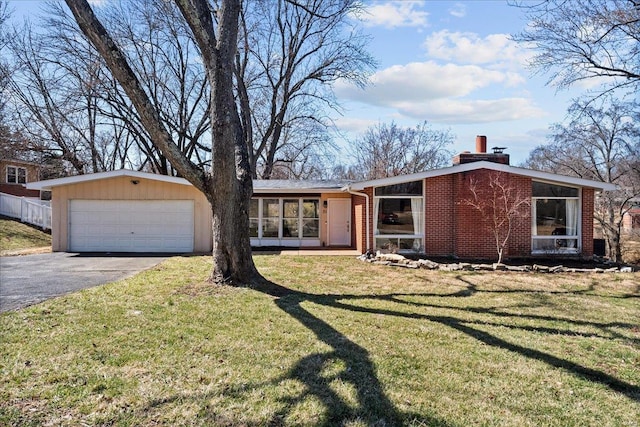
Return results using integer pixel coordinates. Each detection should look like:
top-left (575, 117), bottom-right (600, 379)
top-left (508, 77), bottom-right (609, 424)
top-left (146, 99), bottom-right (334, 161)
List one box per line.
top-left (26, 169), bottom-right (191, 190)
top-left (252, 188), bottom-right (344, 194)
top-left (347, 161), bottom-right (618, 192)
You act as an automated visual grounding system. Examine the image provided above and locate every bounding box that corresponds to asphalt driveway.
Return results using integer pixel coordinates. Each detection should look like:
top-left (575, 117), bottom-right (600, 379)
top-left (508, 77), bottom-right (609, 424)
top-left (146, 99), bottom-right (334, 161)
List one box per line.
top-left (0, 253), bottom-right (168, 312)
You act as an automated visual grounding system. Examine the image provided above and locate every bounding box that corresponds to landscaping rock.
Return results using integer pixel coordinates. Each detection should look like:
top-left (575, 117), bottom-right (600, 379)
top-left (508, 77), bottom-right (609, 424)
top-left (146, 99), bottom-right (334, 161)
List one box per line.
top-left (620, 266), bottom-right (633, 273)
top-left (418, 259), bottom-right (440, 269)
top-left (377, 253), bottom-right (407, 263)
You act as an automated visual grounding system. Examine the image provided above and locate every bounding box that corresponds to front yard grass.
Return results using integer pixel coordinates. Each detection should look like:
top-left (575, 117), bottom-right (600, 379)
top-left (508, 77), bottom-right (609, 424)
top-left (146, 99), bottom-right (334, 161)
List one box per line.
top-left (1, 255), bottom-right (638, 426)
top-left (0, 217), bottom-right (51, 255)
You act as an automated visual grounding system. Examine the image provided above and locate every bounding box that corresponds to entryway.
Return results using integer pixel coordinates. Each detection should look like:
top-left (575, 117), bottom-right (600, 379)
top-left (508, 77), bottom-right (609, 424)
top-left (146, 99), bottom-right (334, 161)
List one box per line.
top-left (327, 199), bottom-right (351, 246)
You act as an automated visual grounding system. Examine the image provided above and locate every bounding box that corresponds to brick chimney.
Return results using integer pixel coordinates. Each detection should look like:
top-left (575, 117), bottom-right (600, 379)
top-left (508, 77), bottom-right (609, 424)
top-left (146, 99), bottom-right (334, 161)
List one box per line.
top-left (453, 135), bottom-right (510, 165)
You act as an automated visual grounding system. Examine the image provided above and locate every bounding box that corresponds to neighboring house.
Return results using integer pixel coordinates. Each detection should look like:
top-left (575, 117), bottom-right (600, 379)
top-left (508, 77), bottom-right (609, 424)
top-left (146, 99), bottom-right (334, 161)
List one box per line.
top-left (622, 206), bottom-right (640, 235)
top-left (27, 137), bottom-right (617, 259)
top-left (0, 159), bottom-right (41, 198)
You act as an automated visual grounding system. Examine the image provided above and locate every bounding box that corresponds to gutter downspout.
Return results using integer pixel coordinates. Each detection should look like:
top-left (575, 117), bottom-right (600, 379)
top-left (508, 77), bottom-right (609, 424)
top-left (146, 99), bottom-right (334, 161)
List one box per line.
top-left (345, 186), bottom-right (370, 253)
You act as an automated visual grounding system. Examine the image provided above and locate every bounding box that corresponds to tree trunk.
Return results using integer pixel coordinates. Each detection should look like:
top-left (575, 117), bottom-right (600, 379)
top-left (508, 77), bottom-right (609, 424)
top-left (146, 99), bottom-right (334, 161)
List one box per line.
top-left (66, 0), bottom-right (261, 285)
top-left (178, 0), bottom-right (260, 284)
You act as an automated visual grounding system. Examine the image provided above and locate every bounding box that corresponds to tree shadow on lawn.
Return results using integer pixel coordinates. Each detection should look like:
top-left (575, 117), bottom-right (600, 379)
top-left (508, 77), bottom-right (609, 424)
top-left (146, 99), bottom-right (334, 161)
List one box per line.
top-left (142, 278), bottom-right (638, 424)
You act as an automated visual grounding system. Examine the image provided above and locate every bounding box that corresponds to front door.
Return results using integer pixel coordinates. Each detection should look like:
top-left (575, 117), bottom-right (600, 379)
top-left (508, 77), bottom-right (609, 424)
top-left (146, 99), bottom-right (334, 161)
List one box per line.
top-left (327, 199), bottom-right (351, 246)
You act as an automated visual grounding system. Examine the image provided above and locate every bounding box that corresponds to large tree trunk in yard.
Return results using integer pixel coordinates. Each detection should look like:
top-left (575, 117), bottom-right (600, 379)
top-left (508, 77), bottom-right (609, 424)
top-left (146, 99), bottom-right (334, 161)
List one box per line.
top-left (178, 0), bottom-right (260, 285)
top-left (66, 0), bottom-right (261, 285)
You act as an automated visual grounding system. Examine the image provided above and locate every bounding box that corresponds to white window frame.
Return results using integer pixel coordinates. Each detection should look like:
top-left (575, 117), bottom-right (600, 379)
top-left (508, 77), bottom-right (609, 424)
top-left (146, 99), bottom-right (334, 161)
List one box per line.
top-left (250, 197), bottom-right (321, 245)
top-left (6, 165), bottom-right (27, 184)
top-left (531, 180), bottom-right (581, 254)
top-left (373, 183), bottom-right (424, 253)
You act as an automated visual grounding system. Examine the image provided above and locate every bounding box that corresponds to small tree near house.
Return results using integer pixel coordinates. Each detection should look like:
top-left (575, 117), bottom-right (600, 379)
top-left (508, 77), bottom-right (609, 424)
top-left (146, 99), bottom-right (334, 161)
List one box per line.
top-left (464, 172), bottom-right (531, 264)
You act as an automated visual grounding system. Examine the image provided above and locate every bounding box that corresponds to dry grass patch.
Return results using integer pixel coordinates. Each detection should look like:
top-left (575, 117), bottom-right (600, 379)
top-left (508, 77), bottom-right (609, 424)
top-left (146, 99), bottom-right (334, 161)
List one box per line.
top-left (0, 217), bottom-right (51, 255)
top-left (1, 255), bottom-right (638, 426)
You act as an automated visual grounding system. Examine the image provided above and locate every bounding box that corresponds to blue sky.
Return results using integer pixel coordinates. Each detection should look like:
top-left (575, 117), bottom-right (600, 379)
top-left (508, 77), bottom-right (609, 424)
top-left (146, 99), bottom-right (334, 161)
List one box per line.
top-left (333, 0), bottom-right (587, 164)
top-left (8, 0), bottom-right (586, 165)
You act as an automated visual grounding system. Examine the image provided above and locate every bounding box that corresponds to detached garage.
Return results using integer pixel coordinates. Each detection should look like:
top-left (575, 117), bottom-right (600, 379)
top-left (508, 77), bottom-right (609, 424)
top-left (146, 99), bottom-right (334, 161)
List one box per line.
top-left (28, 170), bottom-right (212, 253)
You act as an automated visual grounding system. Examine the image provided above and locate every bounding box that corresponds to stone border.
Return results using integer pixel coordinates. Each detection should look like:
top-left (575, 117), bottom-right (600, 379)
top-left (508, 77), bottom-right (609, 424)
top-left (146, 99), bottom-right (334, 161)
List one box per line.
top-left (358, 252), bottom-right (636, 273)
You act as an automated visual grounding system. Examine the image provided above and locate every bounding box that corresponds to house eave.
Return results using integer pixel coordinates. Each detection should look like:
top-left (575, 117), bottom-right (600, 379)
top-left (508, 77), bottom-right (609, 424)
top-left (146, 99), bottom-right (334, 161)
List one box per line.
top-left (347, 161), bottom-right (618, 192)
top-left (26, 169), bottom-right (191, 191)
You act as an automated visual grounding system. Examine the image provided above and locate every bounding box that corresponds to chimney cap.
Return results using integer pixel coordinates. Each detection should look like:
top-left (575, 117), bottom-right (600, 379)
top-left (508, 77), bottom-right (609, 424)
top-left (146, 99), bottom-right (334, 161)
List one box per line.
top-left (491, 146), bottom-right (507, 154)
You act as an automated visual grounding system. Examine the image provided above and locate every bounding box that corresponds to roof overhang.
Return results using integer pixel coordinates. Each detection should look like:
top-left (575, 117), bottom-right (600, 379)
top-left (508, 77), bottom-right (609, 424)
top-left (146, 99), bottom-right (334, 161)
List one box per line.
top-left (26, 169), bottom-right (191, 191)
top-left (344, 161), bottom-right (618, 192)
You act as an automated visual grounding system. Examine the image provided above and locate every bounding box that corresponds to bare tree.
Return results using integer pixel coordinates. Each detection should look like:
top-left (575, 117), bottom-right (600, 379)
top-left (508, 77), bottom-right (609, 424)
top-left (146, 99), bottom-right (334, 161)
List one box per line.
top-left (464, 172), bottom-right (531, 264)
top-left (98, 0), bottom-right (212, 175)
top-left (513, 0), bottom-right (640, 95)
top-left (524, 97), bottom-right (640, 261)
top-left (236, 0), bottom-right (375, 179)
top-left (64, 0), bottom-right (259, 285)
top-left (348, 121), bottom-right (454, 180)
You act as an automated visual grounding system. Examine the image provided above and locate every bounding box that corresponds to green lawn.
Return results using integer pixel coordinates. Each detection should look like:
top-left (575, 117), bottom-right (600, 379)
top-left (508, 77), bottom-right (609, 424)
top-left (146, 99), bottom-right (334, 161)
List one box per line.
top-left (1, 256), bottom-right (638, 426)
top-left (0, 217), bottom-right (51, 254)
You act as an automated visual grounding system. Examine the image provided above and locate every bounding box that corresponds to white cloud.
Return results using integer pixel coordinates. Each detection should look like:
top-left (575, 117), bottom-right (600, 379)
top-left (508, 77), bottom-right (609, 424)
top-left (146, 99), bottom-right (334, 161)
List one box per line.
top-left (334, 61), bottom-right (545, 125)
top-left (396, 98), bottom-right (546, 124)
top-left (360, 1), bottom-right (429, 28)
top-left (423, 30), bottom-right (530, 69)
top-left (333, 117), bottom-right (378, 134)
top-left (336, 61), bottom-right (521, 102)
top-left (448, 3), bottom-right (466, 18)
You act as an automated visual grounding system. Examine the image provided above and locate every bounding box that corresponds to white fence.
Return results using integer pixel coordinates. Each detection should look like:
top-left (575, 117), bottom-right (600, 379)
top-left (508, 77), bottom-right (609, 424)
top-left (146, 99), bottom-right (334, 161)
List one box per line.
top-left (0, 193), bottom-right (52, 230)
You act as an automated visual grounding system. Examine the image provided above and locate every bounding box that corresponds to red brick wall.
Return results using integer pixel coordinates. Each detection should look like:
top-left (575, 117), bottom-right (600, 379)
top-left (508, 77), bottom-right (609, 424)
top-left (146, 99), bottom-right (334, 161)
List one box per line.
top-left (424, 175), bottom-right (454, 256)
top-left (581, 188), bottom-right (595, 257)
top-left (359, 172), bottom-right (594, 261)
top-left (507, 175), bottom-right (532, 258)
top-left (454, 171), bottom-right (497, 259)
top-left (453, 171), bottom-right (532, 260)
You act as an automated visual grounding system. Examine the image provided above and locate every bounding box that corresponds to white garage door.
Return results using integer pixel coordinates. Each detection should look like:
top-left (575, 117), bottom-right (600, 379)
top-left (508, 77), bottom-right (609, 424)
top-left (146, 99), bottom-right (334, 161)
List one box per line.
top-left (69, 200), bottom-right (194, 253)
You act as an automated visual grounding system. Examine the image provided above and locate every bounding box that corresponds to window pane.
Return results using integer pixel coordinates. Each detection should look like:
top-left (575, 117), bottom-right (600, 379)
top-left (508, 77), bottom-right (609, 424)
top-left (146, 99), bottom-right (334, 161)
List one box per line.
top-left (282, 219), bottom-right (299, 237)
top-left (283, 200), bottom-right (298, 218)
top-left (533, 238), bottom-right (578, 251)
top-left (17, 168), bottom-right (26, 184)
top-left (262, 218), bottom-right (279, 237)
top-left (262, 199), bottom-right (279, 237)
top-left (535, 199), bottom-right (578, 236)
top-left (249, 199), bottom-right (259, 218)
top-left (263, 199), bottom-right (279, 218)
top-left (375, 237), bottom-right (397, 252)
top-left (249, 219), bottom-right (258, 237)
top-left (302, 200), bottom-right (319, 218)
top-left (7, 166), bottom-right (16, 183)
top-left (376, 198), bottom-right (422, 235)
top-left (399, 238), bottom-right (422, 252)
top-left (532, 182), bottom-right (578, 198)
top-left (375, 180), bottom-right (423, 196)
top-left (302, 219), bottom-right (319, 237)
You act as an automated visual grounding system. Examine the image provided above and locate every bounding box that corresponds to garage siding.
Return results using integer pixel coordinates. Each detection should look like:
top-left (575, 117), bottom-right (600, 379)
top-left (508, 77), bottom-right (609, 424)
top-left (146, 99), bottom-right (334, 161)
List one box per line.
top-left (51, 176), bottom-right (212, 252)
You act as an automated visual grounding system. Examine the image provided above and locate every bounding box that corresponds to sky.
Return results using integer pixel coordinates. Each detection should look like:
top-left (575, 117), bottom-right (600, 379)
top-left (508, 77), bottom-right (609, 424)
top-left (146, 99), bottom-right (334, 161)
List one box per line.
top-left (332, 0), bottom-right (587, 165)
top-left (7, 0), bottom-right (587, 166)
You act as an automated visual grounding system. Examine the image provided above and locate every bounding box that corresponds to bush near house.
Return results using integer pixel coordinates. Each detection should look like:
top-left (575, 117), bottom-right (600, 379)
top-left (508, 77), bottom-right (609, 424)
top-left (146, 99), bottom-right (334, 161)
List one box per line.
top-left (0, 256), bottom-right (638, 426)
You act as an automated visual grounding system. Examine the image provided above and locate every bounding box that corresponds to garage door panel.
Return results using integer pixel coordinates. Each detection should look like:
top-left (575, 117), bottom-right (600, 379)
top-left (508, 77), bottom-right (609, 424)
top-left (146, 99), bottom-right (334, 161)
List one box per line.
top-left (69, 200), bottom-right (194, 253)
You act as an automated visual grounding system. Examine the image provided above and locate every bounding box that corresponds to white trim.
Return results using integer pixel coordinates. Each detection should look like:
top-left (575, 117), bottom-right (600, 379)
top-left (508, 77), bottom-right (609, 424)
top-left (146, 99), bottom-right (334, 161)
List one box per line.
top-left (531, 182), bottom-right (582, 254)
top-left (27, 169), bottom-right (191, 190)
top-left (346, 161), bottom-right (618, 192)
top-left (346, 188), bottom-right (370, 251)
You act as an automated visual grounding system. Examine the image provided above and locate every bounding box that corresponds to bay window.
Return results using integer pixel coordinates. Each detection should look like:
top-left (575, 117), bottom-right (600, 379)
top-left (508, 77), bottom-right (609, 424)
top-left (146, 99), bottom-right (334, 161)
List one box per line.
top-left (532, 181), bottom-right (580, 252)
top-left (374, 181), bottom-right (424, 253)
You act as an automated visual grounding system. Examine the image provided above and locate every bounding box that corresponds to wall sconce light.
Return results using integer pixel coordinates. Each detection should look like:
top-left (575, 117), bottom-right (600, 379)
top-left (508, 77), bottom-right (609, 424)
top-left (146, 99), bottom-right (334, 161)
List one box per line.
top-left (323, 200), bottom-right (327, 208)
top-left (130, 180), bottom-right (140, 185)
